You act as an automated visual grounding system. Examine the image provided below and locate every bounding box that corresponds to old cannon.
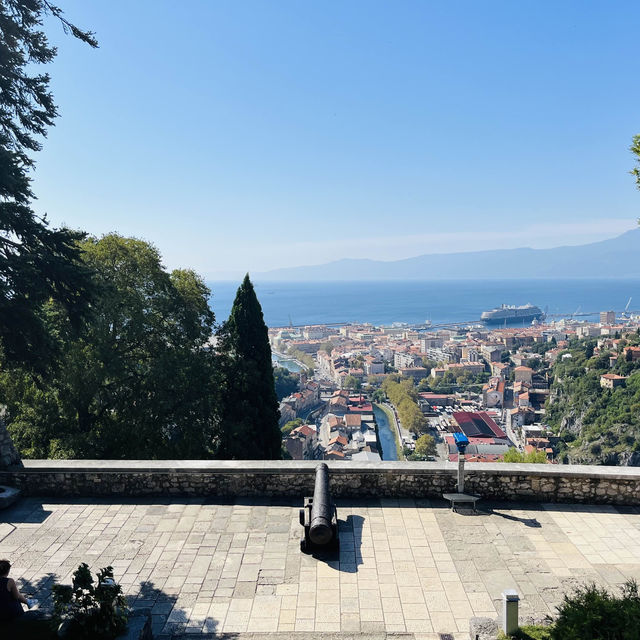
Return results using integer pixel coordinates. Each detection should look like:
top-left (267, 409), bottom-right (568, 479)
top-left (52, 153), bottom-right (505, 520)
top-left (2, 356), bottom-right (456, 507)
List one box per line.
top-left (299, 463), bottom-right (339, 553)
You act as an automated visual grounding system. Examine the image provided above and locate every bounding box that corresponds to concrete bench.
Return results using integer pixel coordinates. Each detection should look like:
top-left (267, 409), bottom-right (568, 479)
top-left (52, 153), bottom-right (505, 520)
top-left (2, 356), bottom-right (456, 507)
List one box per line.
top-left (442, 492), bottom-right (481, 513)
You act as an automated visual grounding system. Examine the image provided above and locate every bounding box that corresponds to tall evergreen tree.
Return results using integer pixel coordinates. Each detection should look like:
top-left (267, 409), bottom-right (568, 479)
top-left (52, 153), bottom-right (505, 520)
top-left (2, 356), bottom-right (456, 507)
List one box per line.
top-left (216, 275), bottom-right (281, 459)
top-left (0, 1), bottom-right (97, 370)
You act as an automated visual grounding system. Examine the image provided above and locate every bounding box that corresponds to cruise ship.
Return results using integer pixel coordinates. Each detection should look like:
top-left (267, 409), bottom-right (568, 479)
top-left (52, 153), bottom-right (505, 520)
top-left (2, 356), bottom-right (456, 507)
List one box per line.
top-left (481, 303), bottom-right (544, 324)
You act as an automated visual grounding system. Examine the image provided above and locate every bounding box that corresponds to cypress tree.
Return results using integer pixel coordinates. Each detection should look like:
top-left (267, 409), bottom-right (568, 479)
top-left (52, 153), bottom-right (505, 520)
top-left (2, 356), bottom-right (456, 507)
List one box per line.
top-left (216, 275), bottom-right (281, 459)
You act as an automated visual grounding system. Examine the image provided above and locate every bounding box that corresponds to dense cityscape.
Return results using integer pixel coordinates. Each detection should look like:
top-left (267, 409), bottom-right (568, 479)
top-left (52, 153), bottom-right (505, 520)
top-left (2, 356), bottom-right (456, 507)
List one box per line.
top-left (4, 2), bottom-right (640, 638)
top-left (274, 311), bottom-right (640, 466)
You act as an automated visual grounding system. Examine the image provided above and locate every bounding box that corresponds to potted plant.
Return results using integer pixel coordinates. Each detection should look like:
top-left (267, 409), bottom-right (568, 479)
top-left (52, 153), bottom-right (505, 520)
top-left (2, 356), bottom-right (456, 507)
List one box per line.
top-left (52, 564), bottom-right (128, 639)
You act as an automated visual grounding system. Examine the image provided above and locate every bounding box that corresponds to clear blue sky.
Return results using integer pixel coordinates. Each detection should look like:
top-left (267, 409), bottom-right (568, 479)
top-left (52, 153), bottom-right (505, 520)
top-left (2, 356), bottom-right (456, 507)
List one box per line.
top-left (34, 1), bottom-right (640, 278)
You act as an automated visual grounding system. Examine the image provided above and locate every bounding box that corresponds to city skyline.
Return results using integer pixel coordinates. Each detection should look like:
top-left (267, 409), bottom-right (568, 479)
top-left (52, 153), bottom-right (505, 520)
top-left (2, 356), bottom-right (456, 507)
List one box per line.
top-left (31, 1), bottom-right (640, 277)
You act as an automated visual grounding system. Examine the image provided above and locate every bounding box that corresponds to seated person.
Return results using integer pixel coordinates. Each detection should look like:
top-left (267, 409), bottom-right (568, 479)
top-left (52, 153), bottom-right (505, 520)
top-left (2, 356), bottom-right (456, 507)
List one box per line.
top-left (0, 559), bottom-right (27, 623)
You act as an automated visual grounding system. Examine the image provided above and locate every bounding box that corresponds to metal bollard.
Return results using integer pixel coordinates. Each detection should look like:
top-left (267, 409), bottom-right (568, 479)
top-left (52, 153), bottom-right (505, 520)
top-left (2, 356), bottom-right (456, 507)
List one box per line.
top-left (502, 589), bottom-right (520, 635)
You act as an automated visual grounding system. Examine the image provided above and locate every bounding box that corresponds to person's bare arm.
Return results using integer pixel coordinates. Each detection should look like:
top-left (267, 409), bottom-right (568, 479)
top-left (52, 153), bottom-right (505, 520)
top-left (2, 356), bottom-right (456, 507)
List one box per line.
top-left (8, 578), bottom-right (28, 605)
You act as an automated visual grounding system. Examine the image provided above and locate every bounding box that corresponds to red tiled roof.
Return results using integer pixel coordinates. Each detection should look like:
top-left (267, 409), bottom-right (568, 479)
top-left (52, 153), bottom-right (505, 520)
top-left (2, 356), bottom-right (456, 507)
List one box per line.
top-left (452, 411), bottom-right (507, 439)
top-left (293, 425), bottom-right (315, 437)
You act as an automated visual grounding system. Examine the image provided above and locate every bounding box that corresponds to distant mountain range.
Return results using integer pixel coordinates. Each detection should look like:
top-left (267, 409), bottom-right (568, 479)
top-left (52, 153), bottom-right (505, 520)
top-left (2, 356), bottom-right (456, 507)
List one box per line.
top-left (257, 228), bottom-right (640, 281)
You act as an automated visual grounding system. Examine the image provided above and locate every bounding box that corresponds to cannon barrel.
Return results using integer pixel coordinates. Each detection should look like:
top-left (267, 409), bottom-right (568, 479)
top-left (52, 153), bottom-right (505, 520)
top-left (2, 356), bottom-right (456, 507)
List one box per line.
top-left (309, 463), bottom-right (333, 545)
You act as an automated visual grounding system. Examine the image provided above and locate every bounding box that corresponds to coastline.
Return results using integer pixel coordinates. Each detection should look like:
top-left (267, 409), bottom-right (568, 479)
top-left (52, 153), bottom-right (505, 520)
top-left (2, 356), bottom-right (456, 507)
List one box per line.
top-left (208, 278), bottom-right (640, 328)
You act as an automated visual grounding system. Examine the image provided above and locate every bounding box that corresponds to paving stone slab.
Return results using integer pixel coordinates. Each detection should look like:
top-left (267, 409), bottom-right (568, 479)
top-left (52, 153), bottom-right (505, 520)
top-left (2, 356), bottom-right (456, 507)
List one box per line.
top-left (2, 498), bottom-right (640, 637)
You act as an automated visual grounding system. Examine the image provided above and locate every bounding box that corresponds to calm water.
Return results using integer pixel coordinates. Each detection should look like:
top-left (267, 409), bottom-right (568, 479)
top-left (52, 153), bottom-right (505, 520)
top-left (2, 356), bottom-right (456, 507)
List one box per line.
top-left (373, 405), bottom-right (398, 461)
top-left (271, 352), bottom-right (304, 373)
top-left (208, 279), bottom-right (640, 327)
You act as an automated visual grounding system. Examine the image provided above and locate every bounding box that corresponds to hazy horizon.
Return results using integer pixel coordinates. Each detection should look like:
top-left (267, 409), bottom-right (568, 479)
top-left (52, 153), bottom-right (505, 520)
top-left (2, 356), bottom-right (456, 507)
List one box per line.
top-left (30, 1), bottom-right (640, 278)
top-left (210, 226), bottom-right (640, 281)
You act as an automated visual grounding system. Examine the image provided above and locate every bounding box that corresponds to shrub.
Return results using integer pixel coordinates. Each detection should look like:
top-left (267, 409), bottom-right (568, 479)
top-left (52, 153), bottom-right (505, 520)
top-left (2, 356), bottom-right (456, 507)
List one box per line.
top-left (552, 579), bottom-right (640, 640)
top-left (52, 564), bottom-right (128, 639)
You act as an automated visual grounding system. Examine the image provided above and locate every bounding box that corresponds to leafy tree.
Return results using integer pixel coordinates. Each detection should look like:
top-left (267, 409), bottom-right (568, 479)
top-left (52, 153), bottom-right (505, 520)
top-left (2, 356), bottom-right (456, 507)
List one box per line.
top-left (501, 447), bottom-right (547, 463)
top-left (408, 434), bottom-right (436, 461)
top-left (281, 418), bottom-right (303, 436)
top-left (344, 374), bottom-right (361, 391)
top-left (525, 357), bottom-right (542, 371)
top-left (320, 341), bottom-right (336, 354)
top-left (216, 275), bottom-right (281, 459)
top-left (365, 374), bottom-right (384, 389)
top-left (421, 357), bottom-right (437, 372)
top-left (501, 351), bottom-right (512, 363)
top-left (545, 335), bottom-right (640, 463)
top-left (632, 134), bottom-right (640, 197)
top-left (273, 366), bottom-right (298, 400)
top-left (381, 377), bottom-right (427, 434)
top-left (1, 234), bottom-right (219, 459)
top-left (0, 1), bottom-right (98, 370)
top-left (530, 340), bottom-right (555, 356)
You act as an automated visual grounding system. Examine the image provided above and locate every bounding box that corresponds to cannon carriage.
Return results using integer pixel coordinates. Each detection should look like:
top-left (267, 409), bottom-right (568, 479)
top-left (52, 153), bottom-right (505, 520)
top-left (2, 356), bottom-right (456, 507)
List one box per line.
top-left (299, 463), bottom-right (339, 553)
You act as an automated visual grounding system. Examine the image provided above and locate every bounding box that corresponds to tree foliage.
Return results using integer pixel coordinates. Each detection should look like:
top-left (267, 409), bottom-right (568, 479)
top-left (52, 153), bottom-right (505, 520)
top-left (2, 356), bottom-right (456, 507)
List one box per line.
top-left (320, 341), bottom-right (336, 354)
top-left (344, 374), bottom-right (362, 391)
top-left (552, 580), bottom-right (640, 640)
top-left (545, 335), bottom-right (640, 464)
top-left (408, 434), bottom-right (436, 461)
top-left (281, 418), bottom-right (303, 436)
top-left (0, 0), bottom-right (98, 369)
top-left (501, 448), bottom-right (547, 463)
top-left (422, 369), bottom-right (489, 392)
top-left (1, 234), bottom-right (219, 459)
top-left (52, 563), bottom-right (127, 640)
top-left (632, 134), bottom-right (640, 198)
top-left (216, 275), bottom-right (281, 459)
top-left (273, 366), bottom-right (298, 401)
top-left (381, 376), bottom-right (427, 435)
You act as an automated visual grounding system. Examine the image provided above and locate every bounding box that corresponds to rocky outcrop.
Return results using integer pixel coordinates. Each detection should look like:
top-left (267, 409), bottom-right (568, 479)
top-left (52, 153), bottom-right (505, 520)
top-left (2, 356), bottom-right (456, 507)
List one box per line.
top-left (0, 413), bottom-right (22, 469)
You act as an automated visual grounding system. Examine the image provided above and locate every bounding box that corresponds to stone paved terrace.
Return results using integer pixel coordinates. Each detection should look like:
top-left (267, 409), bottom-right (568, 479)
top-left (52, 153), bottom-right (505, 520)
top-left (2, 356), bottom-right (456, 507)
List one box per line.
top-left (2, 497), bottom-right (640, 639)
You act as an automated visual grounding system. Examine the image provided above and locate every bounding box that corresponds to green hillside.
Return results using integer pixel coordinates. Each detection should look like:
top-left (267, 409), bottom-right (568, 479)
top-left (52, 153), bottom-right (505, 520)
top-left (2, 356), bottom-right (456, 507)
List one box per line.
top-left (546, 332), bottom-right (640, 465)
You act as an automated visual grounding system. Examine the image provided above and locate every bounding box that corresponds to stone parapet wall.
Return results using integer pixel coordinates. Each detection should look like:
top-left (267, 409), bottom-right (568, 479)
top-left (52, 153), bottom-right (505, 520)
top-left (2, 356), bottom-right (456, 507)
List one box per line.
top-left (1, 460), bottom-right (639, 505)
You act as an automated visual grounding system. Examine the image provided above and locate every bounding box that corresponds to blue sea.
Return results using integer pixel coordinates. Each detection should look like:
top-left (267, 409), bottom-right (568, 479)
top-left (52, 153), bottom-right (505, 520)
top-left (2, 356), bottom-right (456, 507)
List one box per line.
top-left (207, 279), bottom-right (640, 328)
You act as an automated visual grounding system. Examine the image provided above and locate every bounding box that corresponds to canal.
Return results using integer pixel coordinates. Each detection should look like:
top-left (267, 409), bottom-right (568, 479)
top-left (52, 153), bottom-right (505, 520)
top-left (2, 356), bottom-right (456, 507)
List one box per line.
top-left (272, 352), bottom-right (304, 373)
top-left (373, 404), bottom-right (398, 461)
